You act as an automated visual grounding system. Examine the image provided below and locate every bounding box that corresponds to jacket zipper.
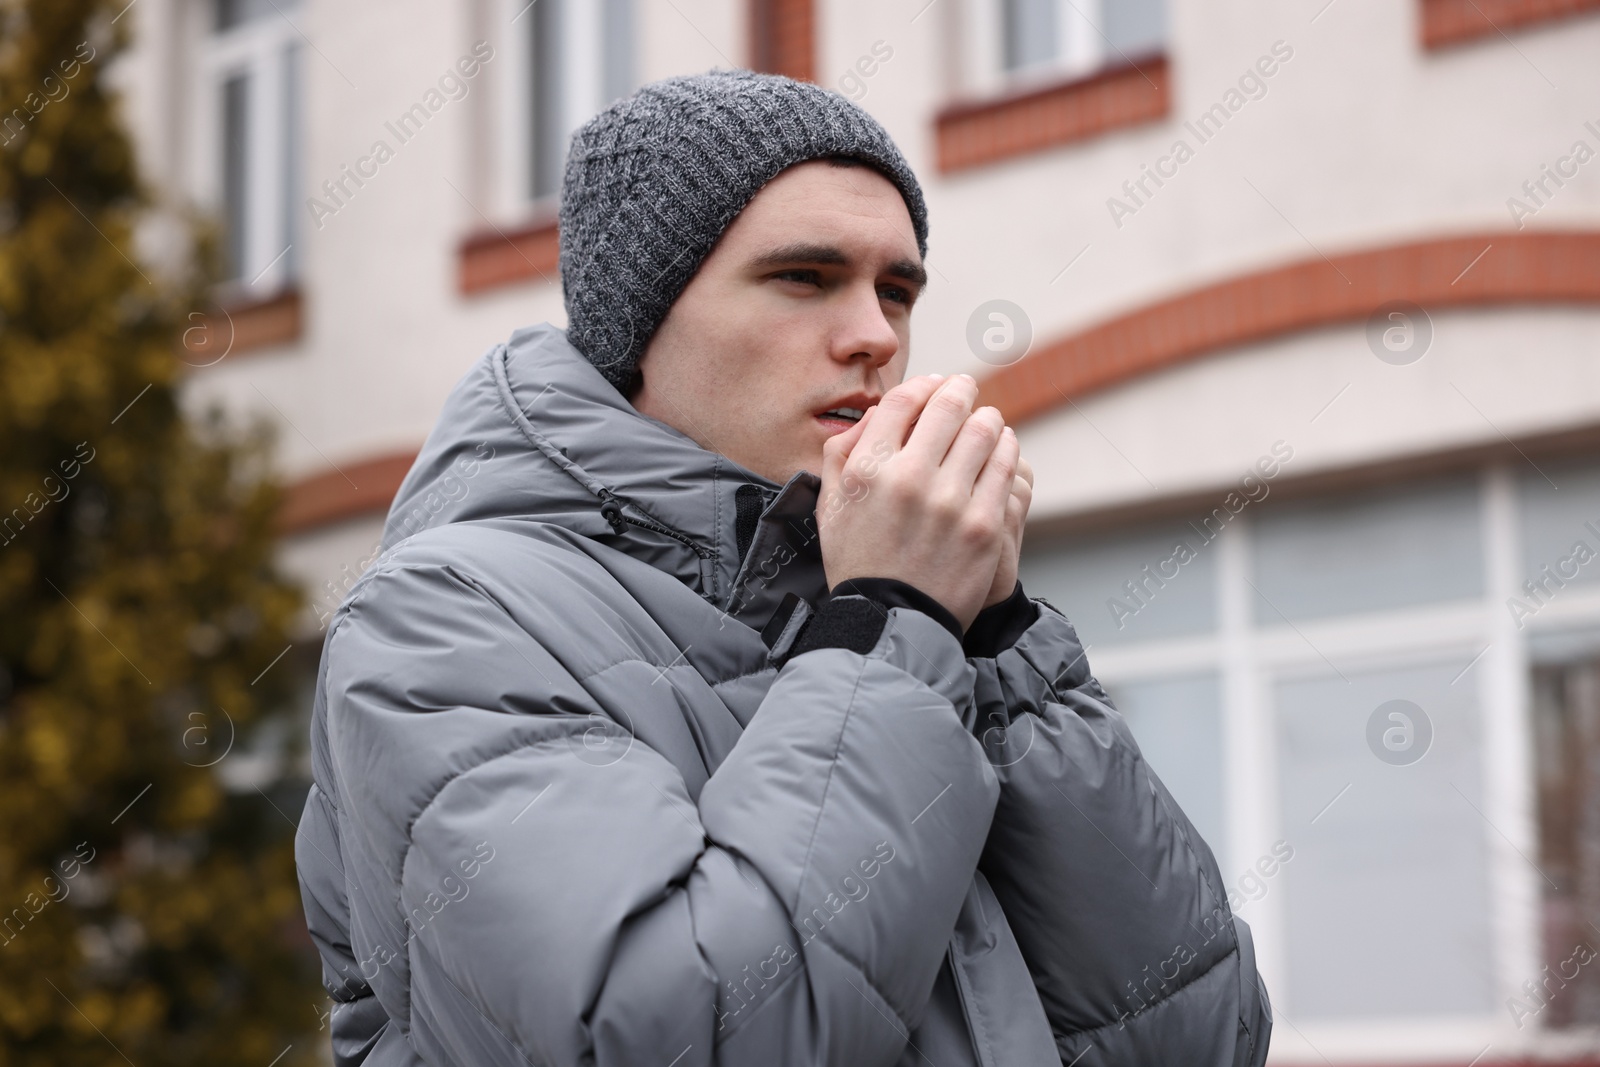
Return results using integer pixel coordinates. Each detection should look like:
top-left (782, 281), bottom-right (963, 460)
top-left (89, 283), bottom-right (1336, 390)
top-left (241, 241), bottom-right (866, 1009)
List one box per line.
top-left (945, 943), bottom-right (992, 1067)
top-left (596, 487), bottom-right (716, 560)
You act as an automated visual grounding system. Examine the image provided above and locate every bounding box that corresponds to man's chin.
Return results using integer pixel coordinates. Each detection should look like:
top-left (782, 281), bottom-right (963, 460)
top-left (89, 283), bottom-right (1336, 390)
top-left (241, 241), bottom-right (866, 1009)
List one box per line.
top-left (771, 451), bottom-right (823, 487)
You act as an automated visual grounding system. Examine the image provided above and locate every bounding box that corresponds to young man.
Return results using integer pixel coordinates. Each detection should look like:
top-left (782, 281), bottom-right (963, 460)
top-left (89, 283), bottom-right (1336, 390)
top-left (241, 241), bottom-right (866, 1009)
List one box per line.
top-left (296, 70), bottom-right (1272, 1066)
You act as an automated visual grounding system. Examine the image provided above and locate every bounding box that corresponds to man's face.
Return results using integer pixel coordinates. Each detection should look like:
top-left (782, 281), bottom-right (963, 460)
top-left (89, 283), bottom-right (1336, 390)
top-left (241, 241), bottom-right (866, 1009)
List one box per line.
top-left (629, 159), bottom-right (926, 486)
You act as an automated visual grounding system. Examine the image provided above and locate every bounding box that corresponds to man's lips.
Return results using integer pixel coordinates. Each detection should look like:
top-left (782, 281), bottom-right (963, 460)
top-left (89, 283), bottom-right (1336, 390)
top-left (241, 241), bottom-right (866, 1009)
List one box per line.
top-left (812, 392), bottom-right (880, 432)
top-left (815, 412), bottom-right (859, 436)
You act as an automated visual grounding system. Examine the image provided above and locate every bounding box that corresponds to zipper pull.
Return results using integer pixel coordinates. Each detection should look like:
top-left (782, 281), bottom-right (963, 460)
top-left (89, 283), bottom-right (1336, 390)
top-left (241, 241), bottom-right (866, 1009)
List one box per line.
top-left (597, 488), bottom-right (628, 534)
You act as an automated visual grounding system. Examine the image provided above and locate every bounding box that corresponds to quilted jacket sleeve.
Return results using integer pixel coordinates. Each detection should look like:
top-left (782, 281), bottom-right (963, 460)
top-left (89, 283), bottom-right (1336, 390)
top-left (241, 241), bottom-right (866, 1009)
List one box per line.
top-left (966, 593), bottom-right (1272, 1066)
top-left (295, 539), bottom-right (1000, 1067)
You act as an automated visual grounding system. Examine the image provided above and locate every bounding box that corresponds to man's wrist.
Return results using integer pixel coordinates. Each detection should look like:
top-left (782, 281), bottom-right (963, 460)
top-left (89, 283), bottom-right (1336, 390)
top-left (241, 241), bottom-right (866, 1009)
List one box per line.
top-left (830, 577), bottom-right (963, 643)
top-left (961, 579), bottom-right (1036, 658)
top-left (784, 576), bottom-right (963, 662)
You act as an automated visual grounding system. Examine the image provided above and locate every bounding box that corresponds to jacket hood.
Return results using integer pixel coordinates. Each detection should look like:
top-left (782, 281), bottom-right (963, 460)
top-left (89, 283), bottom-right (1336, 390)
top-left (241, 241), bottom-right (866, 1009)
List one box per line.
top-left (379, 323), bottom-right (829, 630)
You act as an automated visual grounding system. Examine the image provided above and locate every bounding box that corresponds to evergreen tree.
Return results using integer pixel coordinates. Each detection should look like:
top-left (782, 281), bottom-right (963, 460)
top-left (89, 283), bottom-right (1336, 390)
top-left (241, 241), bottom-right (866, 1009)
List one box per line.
top-left (0, 0), bottom-right (323, 1061)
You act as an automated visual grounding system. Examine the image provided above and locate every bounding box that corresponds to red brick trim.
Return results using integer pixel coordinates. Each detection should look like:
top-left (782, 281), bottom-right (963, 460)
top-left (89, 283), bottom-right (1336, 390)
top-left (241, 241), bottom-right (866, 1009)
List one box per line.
top-left (749, 0), bottom-right (815, 82)
top-left (180, 287), bottom-right (303, 365)
top-left (1421, 0), bottom-right (1600, 48)
top-left (278, 449), bottom-right (419, 534)
top-left (458, 213), bottom-right (560, 296)
top-left (979, 231), bottom-right (1600, 427)
top-left (935, 54), bottom-right (1169, 174)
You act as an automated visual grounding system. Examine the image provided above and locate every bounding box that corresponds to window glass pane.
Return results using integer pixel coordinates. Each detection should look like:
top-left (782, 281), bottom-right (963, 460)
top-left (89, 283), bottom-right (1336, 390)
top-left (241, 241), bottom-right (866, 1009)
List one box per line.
top-left (1530, 657), bottom-right (1600, 1029)
top-left (1105, 673), bottom-right (1226, 865)
top-left (1517, 458), bottom-right (1600, 602)
top-left (215, 0), bottom-right (295, 33)
top-left (221, 73), bottom-right (250, 281)
top-left (1529, 624), bottom-right (1600, 665)
top-left (1275, 658), bottom-right (1494, 1019)
top-left (1002, 0), bottom-right (1058, 71)
top-left (1250, 476), bottom-right (1483, 625)
top-left (530, 0), bottom-right (564, 199)
top-left (1104, 0), bottom-right (1166, 55)
top-left (281, 42), bottom-right (301, 281)
top-left (601, 0), bottom-right (634, 107)
top-left (1018, 519), bottom-right (1217, 647)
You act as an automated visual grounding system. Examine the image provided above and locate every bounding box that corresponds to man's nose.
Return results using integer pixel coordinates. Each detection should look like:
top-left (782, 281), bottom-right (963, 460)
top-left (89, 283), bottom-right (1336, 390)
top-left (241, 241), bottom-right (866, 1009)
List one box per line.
top-left (831, 289), bottom-right (900, 369)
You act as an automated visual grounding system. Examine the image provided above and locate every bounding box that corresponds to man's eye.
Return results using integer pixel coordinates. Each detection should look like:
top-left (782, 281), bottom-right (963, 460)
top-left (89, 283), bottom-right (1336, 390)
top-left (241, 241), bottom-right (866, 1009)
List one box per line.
top-left (774, 269), bottom-right (821, 286)
top-left (879, 285), bottom-right (912, 306)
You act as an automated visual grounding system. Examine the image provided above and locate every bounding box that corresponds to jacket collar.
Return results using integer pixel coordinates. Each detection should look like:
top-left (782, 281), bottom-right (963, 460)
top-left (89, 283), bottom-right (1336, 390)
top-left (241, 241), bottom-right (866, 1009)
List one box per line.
top-left (381, 323), bottom-right (829, 630)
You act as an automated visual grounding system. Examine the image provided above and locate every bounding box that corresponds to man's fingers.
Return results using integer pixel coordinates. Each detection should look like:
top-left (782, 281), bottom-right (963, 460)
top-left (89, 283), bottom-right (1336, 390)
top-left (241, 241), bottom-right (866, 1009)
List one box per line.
top-left (824, 403), bottom-right (874, 463)
top-left (972, 425), bottom-right (1020, 520)
top-left (821, 412), bottom-right (863, 492)
top-left (1009, 471), bottom-right (1030, 553)
top-left (1011, 465), bottom-right (1032, 507)
top-left (904, 374), bottom-right (979, 468)
top-left (940, 406), bottom-right (1005, 492)
top-left (860, 374), bottom-right (945, 455)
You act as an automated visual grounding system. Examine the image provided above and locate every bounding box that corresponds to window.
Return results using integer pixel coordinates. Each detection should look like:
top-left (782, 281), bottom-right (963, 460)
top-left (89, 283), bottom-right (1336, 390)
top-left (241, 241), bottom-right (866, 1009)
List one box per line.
top-left (1530, 650), bottom-right (1600, 1028)
top-left (203, 0), bottom-right (302, 293)
top-left (462, 0), bottom-right (633, 294)
top-left (523, 0), bottom-right (634, 202)
top-left (977, 0), bottom-right (1165, 88)
top-left (1250, 475), bottom-right (1484, 625)
top-left (1275, 658), bottom-right (1494, 1019)
top-left (1021, 517), bottom-right (1217, 647)
top-left (1518, 459), bottom-right (1600, 600)
top-left (1101, 0), bottom-right (1166, 56)
top-left (940, 0), bottom-right (1170, 170)
top-left (1003, 0), bottom-right (1092, 78)
top-left (1018, 456), bottom-right (1600, 1052)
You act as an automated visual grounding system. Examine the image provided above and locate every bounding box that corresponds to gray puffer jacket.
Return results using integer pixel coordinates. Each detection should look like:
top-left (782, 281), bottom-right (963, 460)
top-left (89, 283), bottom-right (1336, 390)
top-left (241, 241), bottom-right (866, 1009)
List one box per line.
top-left (295, 323), bottom-right (1272, 1066)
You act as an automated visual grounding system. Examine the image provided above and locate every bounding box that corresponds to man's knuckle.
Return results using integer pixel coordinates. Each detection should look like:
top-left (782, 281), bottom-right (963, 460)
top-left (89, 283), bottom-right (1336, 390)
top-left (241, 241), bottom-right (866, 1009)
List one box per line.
top-left (881, 390), bottom-right (917, 411)
top-left (881, 472), bottom-right (918, 506)
top-left (924, 485), bottom-right (963, 516)
top-left (961, 417), bottom-right (996, 445)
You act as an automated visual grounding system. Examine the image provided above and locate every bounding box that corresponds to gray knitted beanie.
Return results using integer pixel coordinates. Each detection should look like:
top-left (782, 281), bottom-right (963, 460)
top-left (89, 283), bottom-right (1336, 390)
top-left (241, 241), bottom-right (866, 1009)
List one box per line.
top-left (558, 69), bottom-right (930, 394)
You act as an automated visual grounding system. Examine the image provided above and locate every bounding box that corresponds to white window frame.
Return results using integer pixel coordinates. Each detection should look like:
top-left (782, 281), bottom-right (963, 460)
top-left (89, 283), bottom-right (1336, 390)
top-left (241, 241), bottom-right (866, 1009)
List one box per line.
top-left (1037, 459), bottom-right (1600, 1060)
top-left (494, 0), bottom-right (634, 218)
top-left (960, 0), bottom-right (1107, 98)
top-left (190, 0), bottom-right (302, 296)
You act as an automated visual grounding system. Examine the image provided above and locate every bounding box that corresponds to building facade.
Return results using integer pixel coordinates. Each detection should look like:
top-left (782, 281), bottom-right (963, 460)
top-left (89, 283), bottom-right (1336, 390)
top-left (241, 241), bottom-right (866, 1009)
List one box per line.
top-left (111, 0), bottom-right (1600, 1061)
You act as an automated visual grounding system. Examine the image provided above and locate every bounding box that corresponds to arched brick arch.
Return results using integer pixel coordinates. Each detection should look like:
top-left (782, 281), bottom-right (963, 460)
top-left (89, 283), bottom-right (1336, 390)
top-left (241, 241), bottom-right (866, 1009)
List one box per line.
top-left (977, 230), bottom-right (1600, 427)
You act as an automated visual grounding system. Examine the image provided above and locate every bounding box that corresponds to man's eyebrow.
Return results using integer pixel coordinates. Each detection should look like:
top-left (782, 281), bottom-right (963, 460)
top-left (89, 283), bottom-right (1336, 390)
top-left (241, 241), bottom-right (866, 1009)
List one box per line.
top-left (748, 242), bottom-right (850, 270)
top-left (885, 258), bottom-right (928, 289)
top-left (748, 242), bottom-right (928, 289)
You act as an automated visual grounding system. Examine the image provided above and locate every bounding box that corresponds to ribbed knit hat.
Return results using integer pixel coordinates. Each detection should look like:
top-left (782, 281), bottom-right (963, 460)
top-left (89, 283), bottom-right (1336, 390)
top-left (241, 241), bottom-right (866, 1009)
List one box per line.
top-left (558, 69), bottom-right (930, 394)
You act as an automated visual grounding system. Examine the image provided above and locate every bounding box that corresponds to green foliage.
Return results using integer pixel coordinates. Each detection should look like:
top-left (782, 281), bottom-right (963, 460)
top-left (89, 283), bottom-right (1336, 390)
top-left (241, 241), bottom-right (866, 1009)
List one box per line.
top-left (0, 0), bottom-right (323, 1062)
